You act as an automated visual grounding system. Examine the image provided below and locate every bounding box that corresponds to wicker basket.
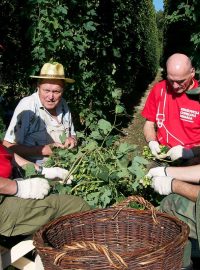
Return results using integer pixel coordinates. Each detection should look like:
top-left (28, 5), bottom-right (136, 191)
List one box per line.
top-left (33, 196), bottom-right (189, 270)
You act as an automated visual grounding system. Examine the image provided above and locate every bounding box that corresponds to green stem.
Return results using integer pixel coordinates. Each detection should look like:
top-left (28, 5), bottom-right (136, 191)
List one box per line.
top-left (64, 151), bottom-right (90, 183)
top-left (100, 113), bottom-right (117, 148)
top-left (70, 180), bottom-right (104, 193)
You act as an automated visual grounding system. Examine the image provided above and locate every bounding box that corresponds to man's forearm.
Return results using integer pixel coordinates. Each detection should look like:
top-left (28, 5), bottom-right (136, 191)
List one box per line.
top-left (166, 165), bottom-right (200, 183)
top-left (0, 177), bottom-right (17, 195)
top-left (172, 179), bottom-right (200, 202)
top-left (13, 153), bottom-right (40, 172)
top-left (3, 140), bottom-right (52, 157)
top-left (143, 121), bottom-right (157, 142)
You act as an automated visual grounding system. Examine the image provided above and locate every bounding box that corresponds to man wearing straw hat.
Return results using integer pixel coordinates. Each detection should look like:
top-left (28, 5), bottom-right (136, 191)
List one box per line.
top-left (146, 165), bottom-right (200, 270)
top-left (3, 62), bottom-right (77, 168)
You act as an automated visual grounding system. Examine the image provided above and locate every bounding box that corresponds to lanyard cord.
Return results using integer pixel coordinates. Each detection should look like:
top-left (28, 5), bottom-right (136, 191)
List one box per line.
top-left (156, 86), bottom-right (184, 145)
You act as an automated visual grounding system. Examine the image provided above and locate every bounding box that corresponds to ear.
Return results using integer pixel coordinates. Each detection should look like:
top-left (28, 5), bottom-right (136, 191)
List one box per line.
top-left (191, 67), bottom-right (195, 78)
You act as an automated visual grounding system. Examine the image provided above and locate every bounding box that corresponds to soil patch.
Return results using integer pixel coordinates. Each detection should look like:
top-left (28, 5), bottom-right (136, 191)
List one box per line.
top-left (120, 69), bottom-right (163, 153)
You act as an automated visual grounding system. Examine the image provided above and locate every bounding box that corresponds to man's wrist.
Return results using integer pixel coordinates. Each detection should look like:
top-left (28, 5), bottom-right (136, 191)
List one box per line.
top-left (164, 166), bottom-right (168, 176)
top-left (13, 180), bottom-right (19, 195)
top-left (147, 139), bottom-right (157, 144)
top-left (171, 178), bottom-right (176, 193)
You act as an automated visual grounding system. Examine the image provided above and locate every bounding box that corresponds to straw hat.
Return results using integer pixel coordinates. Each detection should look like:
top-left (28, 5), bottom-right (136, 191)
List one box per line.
top-left (30, 62), bottom-right (75, 83)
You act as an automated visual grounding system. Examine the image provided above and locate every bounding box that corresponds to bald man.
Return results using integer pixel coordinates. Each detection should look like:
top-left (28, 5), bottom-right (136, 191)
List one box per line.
top-left (141, 53), bottom-right (200, 161)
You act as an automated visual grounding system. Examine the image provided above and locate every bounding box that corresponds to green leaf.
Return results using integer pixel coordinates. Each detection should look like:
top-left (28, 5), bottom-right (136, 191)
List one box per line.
top-left (116, 167), bottom-right (130, 178)
top-left (132, 156), bottom-right (149, 165)
top-left (185, 87), bottom-right (200, 95)
top-left (117, 142), bottom-right (136, 155)
top-left (90, 130), bottom-right (103, 140)
top-left (59, 132), bottom-right (67, 144)
top-left (112, 88), bottom-right (122, 100)
top-left (132, 180), bottom-right (140, 191)
top-left (22, 163), bottom-right (36, 178)
top-left (83, 21), bottom-right (96, 31)
top-left (115, 104), bottom-right (125, 114)
top-left (105, 135), bottom-right (117, 147)
top-left (96, 166), bottom-right (109, 181)
top-left (86, 192), bottom-right (100, 207)
top-left (84, 140), bottom-right (98, 151)
top-left (118, 156), bottom-right (130, 168)
top-left (113, 48), bottom-right (121, 58)
top-left (98, 119), bottom-right (112, 134)
top-left (100, 186), bottom-right (112, 208)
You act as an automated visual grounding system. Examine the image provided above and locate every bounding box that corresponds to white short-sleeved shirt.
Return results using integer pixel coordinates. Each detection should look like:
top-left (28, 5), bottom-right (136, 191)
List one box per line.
top-left (4, 91), bottom-right (76, 147)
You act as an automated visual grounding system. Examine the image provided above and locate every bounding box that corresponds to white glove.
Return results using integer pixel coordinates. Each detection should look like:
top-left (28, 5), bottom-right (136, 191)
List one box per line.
top-left (15, 178), bottom-right (50, 199)
top-left (166, 145), bottom-right (194, 161)
top-left (151, 176), bottom-right (174, 195)
top-left (148, 141), bottom-right (161, 157)
top-left (147, 167), bottom-right (167, 178)
top-left (42, 167), bottom-right (73, 184)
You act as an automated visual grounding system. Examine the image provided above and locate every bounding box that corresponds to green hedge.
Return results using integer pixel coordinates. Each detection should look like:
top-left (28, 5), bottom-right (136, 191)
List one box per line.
top-left (0, 0), bottom-right (159, 129)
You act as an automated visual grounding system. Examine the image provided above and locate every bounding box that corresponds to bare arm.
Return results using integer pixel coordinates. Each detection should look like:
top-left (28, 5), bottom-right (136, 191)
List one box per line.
top-left (3, 140), bottom-right (70, 157)
top-left (0, 177), bottom-right (17, 195)
top-left (172, 179), bottom-right (200, 202)
top-left (143, 120), bottom-right (157, 142)
top-left (2, 140), bottom-right (60, 157)
top-left (12, 152), bottom-right (41, 172)
top-left (166, 164), bottom-right (200, 183)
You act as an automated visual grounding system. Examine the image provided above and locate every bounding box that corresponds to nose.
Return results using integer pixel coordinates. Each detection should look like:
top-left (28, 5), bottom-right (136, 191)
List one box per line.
top-left (172, 81), bottom-right (181, 88)
top-left (48, 92), bottom-right (55, 99)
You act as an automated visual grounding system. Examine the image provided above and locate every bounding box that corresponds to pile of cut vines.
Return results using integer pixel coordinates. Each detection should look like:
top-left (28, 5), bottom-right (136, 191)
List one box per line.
top-left (43, 122), bottom-right (167, 208)
top-left (23, 90), bottom-right (166, 208)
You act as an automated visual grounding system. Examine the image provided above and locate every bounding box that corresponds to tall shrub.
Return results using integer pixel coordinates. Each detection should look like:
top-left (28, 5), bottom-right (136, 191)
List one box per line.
top-left (1, 0), bottom-right (159, 130)
top-left (163, 0), bottom-right (200, 72)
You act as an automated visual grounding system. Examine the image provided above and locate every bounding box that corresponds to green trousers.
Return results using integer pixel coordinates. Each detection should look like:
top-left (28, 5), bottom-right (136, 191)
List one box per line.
top-left (0, 194), bottom-right (90, 236)
top-left (158, 193), bottom-right (199, 267)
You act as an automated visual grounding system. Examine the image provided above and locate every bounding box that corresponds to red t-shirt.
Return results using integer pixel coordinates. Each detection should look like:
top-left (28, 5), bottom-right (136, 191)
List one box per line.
top-left (0, 144), bottom-right (13, 178)
top-left (141, 79), bottom-right (200, 148)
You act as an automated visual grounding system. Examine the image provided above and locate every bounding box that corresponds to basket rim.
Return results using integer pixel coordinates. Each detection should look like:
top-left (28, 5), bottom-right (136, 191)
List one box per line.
top-left (34, 207), bottom-right (189, 232)
top-left (33, 207), bottom-right (190, 254)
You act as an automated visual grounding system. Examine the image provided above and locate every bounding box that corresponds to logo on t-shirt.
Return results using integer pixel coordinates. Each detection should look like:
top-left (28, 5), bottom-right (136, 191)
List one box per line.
top-left (180, 108), bottom-right (199, 122)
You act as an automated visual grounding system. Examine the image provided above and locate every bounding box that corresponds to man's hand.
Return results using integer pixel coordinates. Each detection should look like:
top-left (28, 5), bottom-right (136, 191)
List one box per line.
top-left (165, 145), bottom-right (194, 161)
top-left (15, 178), bottom-right (50, 199)
top-left (42, 167), bottom-right (73, 184)
top-left (64, 136), bottom-right (77, 149)
top-left (151, 176), bottom-right (174, 195)
top-left (147, 166), bottom-right (167, 178)
top-left (42, 143), bottom-right (65, 156)
top-left (148, 141), bottom-right (161, 157)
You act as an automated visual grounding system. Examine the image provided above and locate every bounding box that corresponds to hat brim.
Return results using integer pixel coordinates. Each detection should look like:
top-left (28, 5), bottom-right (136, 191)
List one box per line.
top-left (30, 75), bottom-right (75, 83)
top-left (186, 87), bottom-right (200, 95)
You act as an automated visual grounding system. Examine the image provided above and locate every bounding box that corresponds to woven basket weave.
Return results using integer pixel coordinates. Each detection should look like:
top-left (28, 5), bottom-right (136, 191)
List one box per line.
top-left (33, 196), bottom-right (189, 270)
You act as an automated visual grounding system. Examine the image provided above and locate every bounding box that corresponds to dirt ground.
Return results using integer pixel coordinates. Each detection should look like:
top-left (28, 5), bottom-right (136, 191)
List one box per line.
top-left (120, 69), bottom-right (163, 152)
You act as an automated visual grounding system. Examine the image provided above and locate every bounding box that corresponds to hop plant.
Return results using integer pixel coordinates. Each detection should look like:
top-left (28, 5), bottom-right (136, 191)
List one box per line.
top-left (142, 145), bottom-right (169, 160)
top-left (142, 146), bottom-right (154, 160)
top-left (140, 175), bottom-right (152, 188)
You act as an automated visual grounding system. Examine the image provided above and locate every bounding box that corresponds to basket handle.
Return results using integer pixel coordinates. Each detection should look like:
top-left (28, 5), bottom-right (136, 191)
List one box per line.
top-left (112, 195), bottom-right (158, 224)
top-left (54, 241), bottom-right (128, 270)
